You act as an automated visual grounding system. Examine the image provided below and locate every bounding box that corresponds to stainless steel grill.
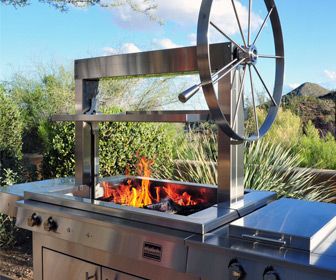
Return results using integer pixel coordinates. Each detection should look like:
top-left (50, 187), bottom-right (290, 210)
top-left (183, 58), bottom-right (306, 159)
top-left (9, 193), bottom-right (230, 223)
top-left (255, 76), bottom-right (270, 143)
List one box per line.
top-left (1, 0), bottom-right (336, 279)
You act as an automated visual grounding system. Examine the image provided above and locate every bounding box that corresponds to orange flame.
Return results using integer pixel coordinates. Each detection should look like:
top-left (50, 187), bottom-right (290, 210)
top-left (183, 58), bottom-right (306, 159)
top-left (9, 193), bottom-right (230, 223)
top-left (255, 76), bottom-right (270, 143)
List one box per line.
top-left (101, 157), bottom-right (213, 210)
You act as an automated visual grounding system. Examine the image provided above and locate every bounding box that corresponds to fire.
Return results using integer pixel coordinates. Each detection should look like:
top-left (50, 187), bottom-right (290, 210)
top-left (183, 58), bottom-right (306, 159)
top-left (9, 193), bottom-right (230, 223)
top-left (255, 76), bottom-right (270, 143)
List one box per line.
top-left (101, 157), bottom-right (214, 212)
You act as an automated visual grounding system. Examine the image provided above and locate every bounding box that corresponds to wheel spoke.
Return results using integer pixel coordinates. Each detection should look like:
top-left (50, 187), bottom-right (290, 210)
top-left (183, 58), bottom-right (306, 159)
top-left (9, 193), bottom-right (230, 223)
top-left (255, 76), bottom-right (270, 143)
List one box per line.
top-left (232, 66), bottom-right (247, 128)
top-left (248, 0), bottom-right (252, 46)
top-left (231, 0), bottom-right (247, 47)
top-left (213, 58), bottom-right (245, 84)
top-left (258, 54), bottom-right (284, 59)
top-left (253, 6), bottom-right (274, 45)
top-left (252, 65), bottom-right (277, 107)
top-left (179, 58), bottom-right (242, 102)
top-left (210, 21), bottom-right (246, 52)
top-left (214, 58), bottom-right (239, 80)
top-left (248, 65), bottom-right (259, 137)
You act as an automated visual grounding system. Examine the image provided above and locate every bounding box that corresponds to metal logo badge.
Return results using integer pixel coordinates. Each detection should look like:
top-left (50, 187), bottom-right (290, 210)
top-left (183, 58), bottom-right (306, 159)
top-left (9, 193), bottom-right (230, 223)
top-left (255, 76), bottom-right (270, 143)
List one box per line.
top-left (143, 242), bottom-right (162, 262)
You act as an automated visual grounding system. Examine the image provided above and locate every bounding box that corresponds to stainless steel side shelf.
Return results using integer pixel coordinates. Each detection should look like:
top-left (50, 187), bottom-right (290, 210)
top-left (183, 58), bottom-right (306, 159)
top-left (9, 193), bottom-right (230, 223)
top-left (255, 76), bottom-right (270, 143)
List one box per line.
top-left (229, 198), bottom-right (336, 252)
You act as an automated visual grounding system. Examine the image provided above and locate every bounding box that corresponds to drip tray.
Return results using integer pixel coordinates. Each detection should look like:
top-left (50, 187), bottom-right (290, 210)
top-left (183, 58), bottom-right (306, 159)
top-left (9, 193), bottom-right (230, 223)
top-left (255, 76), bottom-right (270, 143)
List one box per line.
top-left (229, 198), bottom-right (336, 252)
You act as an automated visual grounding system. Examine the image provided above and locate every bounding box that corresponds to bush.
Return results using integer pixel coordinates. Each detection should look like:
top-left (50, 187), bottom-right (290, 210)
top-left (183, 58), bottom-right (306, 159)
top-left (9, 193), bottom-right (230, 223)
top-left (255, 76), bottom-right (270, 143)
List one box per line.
top-left (0, 85), bottom-right (23, 157)
top-left (41, 121), bottom-right (75, 178)
top-left (0, 168), bottom-right (20, 248)
top-left (158, 127), bottom-right (335, 202)
top-left (0, 85), bottom-right (23, 178)
top-left (42, 107), bottom-right (176, 179)
top-left (9, 67), bottom-right (74, 153)
top-left (261, 108), bottom-right (302, 147)
top-left (245, 140), bottom-right (335, 201)
top-left (295, 121), bottom-right (336, 170)
top-left (246, 107), bottom-right (302, 148)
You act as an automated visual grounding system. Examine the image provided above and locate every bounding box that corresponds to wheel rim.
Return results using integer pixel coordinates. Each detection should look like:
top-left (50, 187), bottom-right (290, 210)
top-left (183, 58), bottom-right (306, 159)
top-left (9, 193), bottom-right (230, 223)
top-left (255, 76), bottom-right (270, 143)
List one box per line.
top-left (197, 0), bottom-right (285, 141)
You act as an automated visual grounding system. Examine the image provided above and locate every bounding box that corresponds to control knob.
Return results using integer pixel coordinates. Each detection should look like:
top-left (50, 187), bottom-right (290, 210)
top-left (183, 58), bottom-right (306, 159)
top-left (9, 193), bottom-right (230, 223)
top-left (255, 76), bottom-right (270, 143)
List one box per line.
top-left (263, 266), bottom-right (280, 280)
top-left (228, 259), bottom-right (245, 280)
top-left (43, 217), bottom-right (58, 232)
top-left (27, 213), bottom-right (41, 227)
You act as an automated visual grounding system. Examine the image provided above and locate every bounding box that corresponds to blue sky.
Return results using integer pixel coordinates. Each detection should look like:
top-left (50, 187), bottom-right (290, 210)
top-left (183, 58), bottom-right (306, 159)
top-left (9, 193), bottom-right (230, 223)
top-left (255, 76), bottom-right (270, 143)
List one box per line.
top-left (1, 0), bottom-right (336, 93)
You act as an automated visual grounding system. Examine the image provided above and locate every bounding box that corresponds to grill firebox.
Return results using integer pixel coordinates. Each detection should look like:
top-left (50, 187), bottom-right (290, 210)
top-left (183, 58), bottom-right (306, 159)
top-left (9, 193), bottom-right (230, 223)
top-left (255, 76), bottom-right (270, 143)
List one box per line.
top-left (97, 177), bottom-right (217, 216)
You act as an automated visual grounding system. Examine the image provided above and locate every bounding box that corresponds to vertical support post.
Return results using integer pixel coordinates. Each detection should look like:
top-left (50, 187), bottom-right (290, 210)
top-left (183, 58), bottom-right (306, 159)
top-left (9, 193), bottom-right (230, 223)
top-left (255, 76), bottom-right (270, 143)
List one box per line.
top-left (75, 79), bottom-right (99, 198)
top-left (217, 63), bottom-right (244, 205)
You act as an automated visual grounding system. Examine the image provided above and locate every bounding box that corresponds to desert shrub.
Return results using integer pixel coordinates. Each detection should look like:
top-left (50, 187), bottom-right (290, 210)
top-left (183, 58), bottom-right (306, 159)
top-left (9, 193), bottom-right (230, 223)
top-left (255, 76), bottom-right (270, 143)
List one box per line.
top-left (295, 121), bottom-right (336, 170)
top-left (246, 107), bottom-right (302, 148)
top-left (42, 107), bottom-right (176, 179)
top-left (158, 127), bottom-right (335, 202)
top-left (158, 126), bottom-right (218, 185)
top-left (245, 140), bottom-right (334, 201)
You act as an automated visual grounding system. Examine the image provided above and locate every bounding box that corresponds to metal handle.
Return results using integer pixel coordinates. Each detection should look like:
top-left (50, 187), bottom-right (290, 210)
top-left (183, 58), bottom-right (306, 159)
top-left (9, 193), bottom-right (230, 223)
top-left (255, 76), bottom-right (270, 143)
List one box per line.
top-left (86, 271), bottom-right (97, 280)
top-left (242, 234), bottom-right (287, 246)
top-left (178, 84), bottom-right (201, 103)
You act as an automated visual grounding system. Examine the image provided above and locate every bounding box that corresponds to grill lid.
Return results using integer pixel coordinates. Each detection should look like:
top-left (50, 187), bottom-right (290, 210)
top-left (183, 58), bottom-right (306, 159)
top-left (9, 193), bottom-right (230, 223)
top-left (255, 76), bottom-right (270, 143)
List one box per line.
top-left (229, 198), bottom-right (336, 252)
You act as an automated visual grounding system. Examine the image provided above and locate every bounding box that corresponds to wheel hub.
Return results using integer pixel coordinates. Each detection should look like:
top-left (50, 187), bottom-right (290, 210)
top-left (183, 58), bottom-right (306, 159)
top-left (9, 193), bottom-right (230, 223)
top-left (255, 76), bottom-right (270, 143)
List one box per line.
top-left (236, 45), bottom-right (258, 65)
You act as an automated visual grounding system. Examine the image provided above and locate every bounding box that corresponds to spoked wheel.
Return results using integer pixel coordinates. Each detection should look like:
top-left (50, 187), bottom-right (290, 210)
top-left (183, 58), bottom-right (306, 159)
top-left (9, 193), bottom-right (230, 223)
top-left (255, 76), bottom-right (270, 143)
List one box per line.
top-left (189, 0), bottom-right (284, 141)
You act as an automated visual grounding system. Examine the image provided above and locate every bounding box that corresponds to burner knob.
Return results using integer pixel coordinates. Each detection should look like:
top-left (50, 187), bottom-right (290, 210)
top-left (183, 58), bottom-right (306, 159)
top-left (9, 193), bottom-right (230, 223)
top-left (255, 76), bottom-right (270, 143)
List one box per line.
top-left (263, 267), bottom-right (280, 280)
top-left (27, 213), bottom-right (41, 227)
top-left (228, 260), bottom-right (245, 280)
top-left (43, 217), bottom-right (58, 232)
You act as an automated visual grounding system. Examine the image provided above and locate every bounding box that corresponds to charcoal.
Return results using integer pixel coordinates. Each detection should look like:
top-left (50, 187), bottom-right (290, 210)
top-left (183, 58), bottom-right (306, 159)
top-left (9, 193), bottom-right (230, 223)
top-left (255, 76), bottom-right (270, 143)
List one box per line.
top-left (145, 198), bottom-right (178, 214)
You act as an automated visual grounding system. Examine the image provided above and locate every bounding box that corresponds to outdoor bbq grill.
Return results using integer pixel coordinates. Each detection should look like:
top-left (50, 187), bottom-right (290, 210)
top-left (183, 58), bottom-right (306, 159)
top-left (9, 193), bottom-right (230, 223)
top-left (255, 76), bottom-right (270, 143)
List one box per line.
top-left (1, 0), bottom-right (336, 279)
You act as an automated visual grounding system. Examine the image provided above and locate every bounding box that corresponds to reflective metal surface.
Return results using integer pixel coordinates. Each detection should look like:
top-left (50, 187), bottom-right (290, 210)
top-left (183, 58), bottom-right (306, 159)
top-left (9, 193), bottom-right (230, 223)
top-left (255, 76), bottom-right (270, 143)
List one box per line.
top-left (32, 232), bottom-right (198, 280)
top-left (229, 198), bottom-right (336, 251)
top-left (18, 180), bottom-right (275, 234)
top-left (186, 222), bottom-right (336, 279)
top-left (52, 110), bottom-right (213, 123)
top-left (75, 43), bottom-right (229, 79)
top-left (196, 0), bottom-right (285, 141)
top-left (0, 178), bottom-right (75, 217)
top-left (43, 248), bottom-right (101, 280)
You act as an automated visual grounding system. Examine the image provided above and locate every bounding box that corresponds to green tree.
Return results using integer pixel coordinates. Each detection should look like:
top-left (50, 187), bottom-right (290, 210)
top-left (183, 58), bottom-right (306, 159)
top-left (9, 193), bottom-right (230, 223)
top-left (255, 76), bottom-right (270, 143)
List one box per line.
top-left (0, 85), bottom-right (23, 158)
top-left (9, 67), bottom-right (74, 153)
top-left (1, 0), bottom-right (158, 19)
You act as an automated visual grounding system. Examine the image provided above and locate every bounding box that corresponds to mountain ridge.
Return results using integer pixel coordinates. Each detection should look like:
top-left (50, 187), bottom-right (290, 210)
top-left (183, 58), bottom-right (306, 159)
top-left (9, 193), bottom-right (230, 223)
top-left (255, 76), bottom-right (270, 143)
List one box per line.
top-left (285, 82), bottom-right (332, 98)
top-left (282, 82), bottom-right (335, 137)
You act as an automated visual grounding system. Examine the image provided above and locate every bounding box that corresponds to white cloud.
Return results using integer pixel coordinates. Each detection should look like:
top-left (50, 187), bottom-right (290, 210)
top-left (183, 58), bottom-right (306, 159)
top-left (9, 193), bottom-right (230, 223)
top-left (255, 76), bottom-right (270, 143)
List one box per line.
top-left (122, 43), bottom-right (141, 53)
top-left (103, 47), bottom-right (117, 55)
top-left (288, 83), bottom-right (301, 89)
top-left (103, 43), bottom-right (141, 55)
top-left (111, 0), bottom-right (263, 36)
top-left (152, 38), bottom-right (182, 49)
top-left (188, 33), bottom-right (197, 45)
top-left (324, 70), bottom-right (336, 81)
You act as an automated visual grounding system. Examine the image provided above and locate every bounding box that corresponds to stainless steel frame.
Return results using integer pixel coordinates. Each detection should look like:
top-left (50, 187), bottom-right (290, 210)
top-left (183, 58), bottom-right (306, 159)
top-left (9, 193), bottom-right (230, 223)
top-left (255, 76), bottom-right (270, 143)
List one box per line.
top-left (53, 42), bottom-right (245, 205)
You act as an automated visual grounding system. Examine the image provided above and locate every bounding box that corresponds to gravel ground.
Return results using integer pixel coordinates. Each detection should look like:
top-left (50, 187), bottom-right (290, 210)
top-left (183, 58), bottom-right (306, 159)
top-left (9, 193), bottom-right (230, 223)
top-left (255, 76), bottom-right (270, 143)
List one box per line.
top-left (0, 231), bottom-right (33, 280)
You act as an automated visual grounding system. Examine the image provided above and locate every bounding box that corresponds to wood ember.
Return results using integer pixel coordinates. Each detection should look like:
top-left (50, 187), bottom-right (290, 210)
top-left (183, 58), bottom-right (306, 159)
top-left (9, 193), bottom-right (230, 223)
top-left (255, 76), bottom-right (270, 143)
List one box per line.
top-left (144, 198), bottom-right (210, 216)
